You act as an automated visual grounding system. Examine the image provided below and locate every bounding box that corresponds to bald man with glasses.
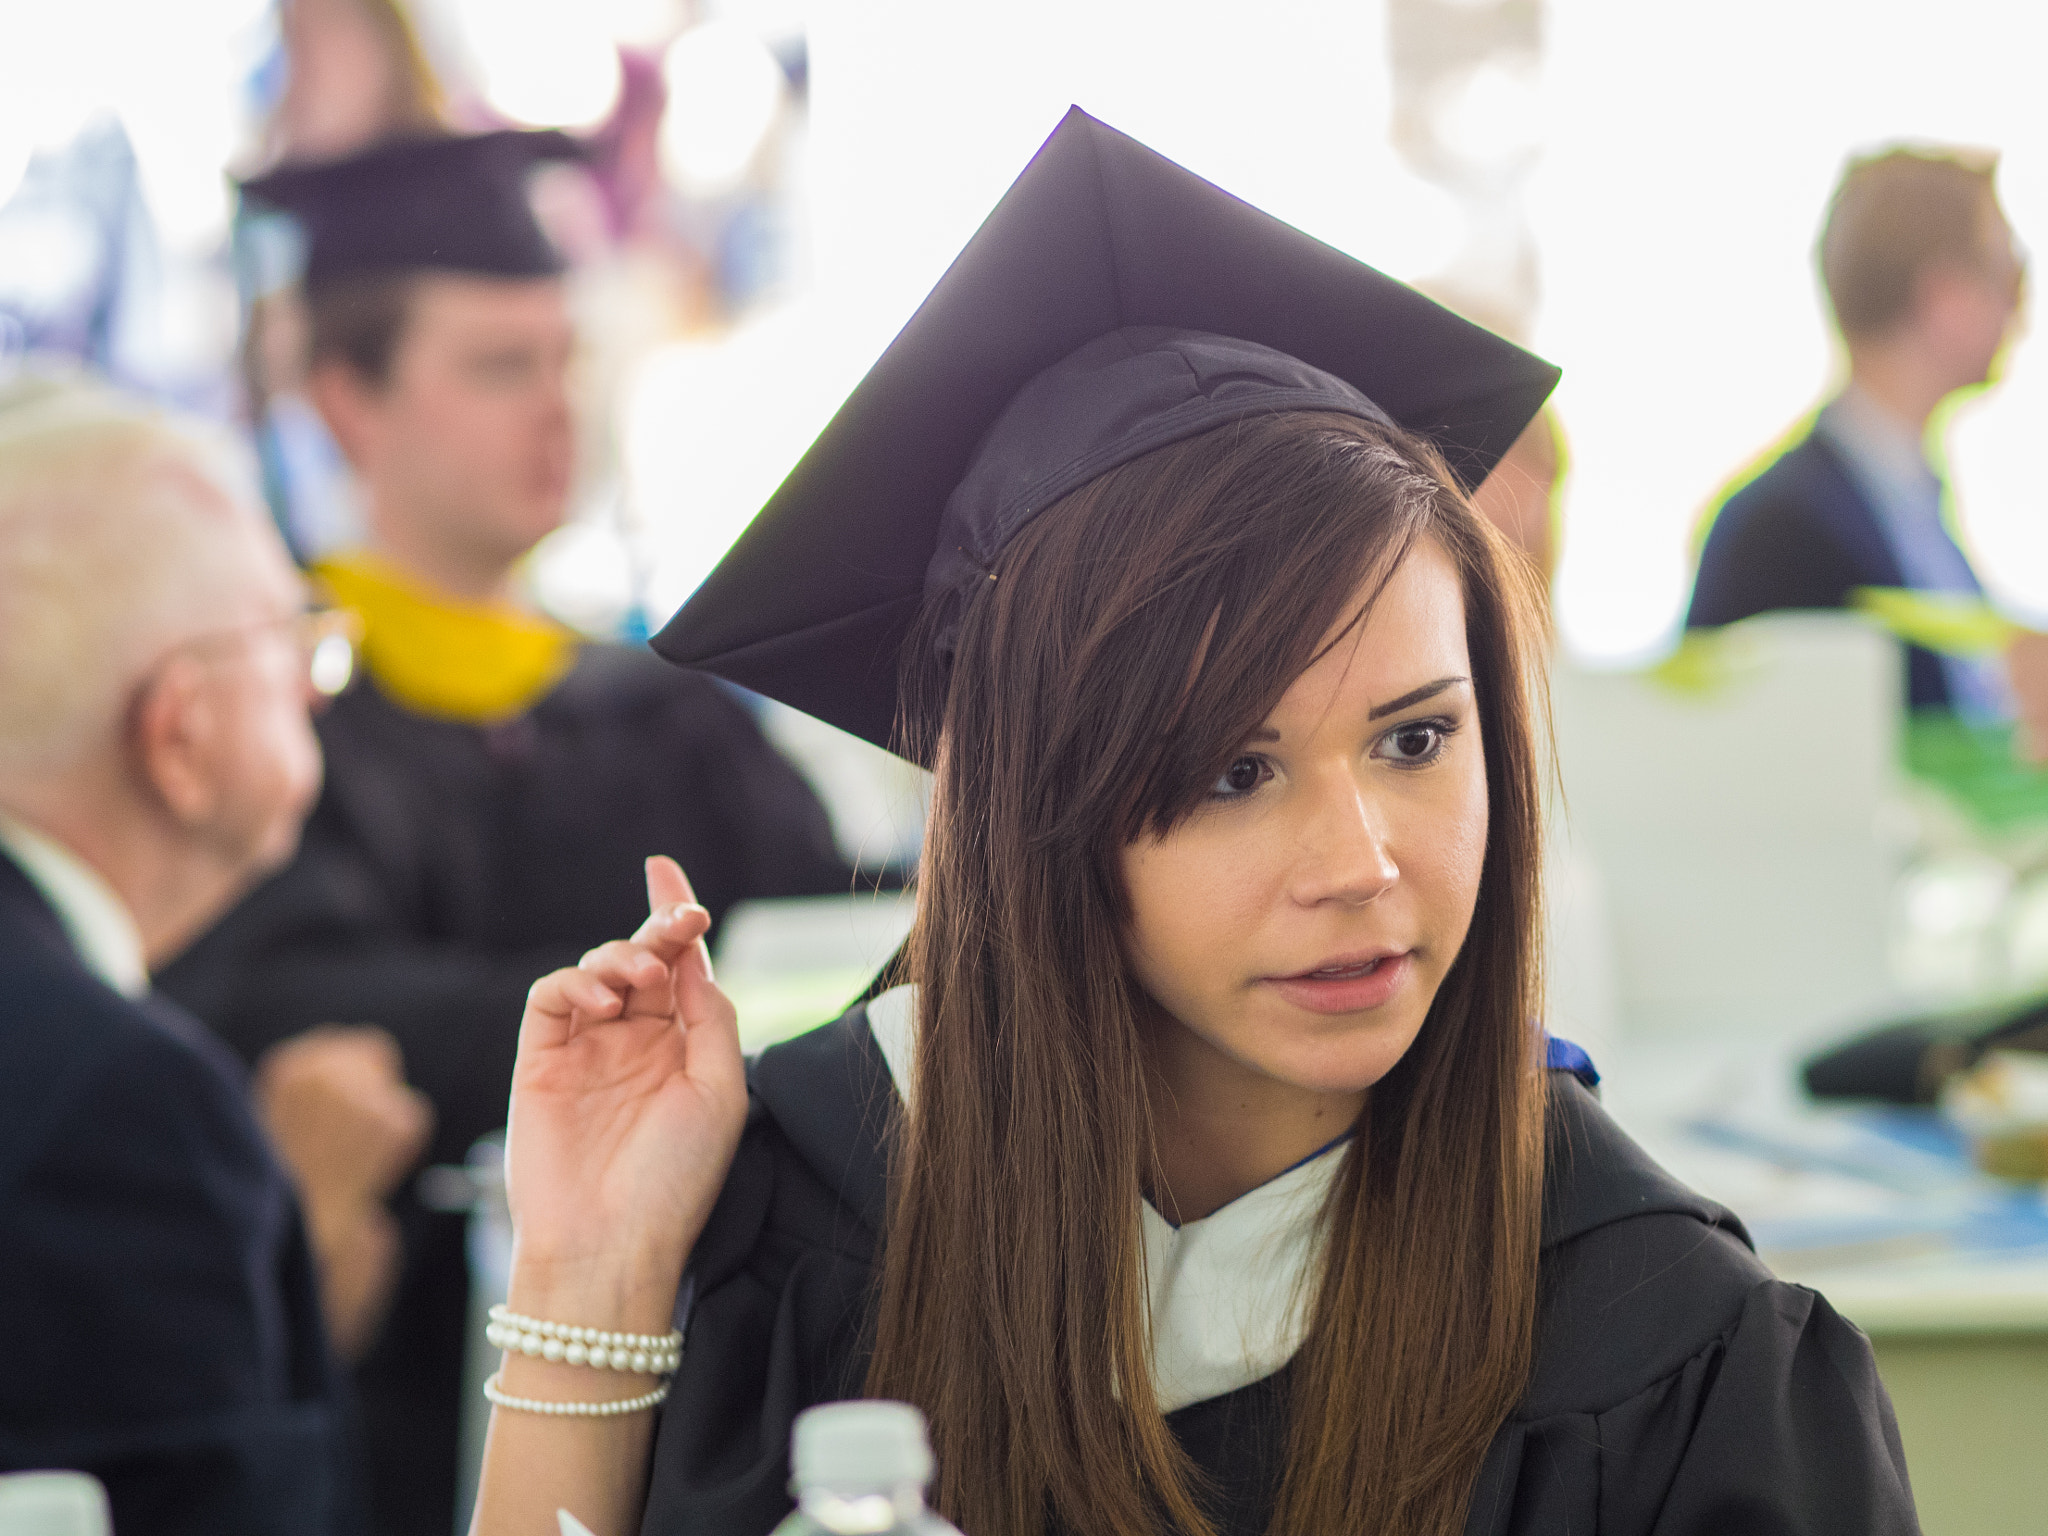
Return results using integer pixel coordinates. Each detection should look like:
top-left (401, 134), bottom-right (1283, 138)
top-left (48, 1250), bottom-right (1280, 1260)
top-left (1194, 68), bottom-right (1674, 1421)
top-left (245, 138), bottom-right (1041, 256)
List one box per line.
top-left (0, 379), bottom-right (424, 1534)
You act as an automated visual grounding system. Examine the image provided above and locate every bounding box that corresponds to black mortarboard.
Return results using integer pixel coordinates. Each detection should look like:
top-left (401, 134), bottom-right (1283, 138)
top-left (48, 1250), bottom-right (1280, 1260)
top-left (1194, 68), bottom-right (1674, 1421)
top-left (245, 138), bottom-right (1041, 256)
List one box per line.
top-left (239, 130), bottom-right (582, 290)
top-left (652, 107), bottom-right (1560, 755)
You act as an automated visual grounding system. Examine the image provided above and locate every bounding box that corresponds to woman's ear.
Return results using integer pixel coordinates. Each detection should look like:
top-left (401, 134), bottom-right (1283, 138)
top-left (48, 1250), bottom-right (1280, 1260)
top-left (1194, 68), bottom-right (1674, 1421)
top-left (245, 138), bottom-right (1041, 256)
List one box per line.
top-left (132, 654), bottom-right (224, 831)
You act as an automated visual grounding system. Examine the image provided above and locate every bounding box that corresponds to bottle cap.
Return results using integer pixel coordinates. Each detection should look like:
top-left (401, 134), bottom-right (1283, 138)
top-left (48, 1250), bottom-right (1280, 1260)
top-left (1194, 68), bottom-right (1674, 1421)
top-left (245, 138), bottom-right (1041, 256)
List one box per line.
top-left (791, 1400), bottom-right (936, 1491)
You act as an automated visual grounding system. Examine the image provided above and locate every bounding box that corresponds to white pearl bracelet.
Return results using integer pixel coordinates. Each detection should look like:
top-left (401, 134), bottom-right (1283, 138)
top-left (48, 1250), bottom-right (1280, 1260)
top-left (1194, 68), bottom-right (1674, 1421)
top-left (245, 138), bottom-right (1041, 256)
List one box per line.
top-left (485, 1304), bottom-right (683, 1375)
top-left (483, 1370), bottom-right (669, 1417)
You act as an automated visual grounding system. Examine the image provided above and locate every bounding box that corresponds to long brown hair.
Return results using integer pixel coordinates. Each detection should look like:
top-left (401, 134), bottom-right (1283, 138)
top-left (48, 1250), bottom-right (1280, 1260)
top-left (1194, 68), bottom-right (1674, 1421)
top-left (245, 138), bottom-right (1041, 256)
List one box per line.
top-left (865, 411), bottom-right (1551, 1536)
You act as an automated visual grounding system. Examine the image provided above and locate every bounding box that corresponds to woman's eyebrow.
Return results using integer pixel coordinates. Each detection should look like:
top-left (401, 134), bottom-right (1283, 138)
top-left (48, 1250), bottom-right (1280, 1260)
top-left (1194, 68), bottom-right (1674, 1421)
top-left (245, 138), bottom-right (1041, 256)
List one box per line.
top-left (1367, 675), bottom-right (1469, 720)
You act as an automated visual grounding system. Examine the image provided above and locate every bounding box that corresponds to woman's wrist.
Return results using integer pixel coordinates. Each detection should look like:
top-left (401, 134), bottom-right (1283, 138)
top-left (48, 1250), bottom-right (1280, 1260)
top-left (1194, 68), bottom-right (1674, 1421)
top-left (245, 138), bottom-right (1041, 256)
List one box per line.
top-left (495, 1250), bottom-right (686, 1405)
top-left (505, 1245), bottom-right (686, 1338)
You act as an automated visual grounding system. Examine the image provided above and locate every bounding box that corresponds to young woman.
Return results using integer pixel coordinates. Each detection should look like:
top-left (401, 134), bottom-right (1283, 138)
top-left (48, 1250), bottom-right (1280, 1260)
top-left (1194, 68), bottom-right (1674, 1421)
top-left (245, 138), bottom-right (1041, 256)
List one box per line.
top-left (469, 114), bottom-right (1916, 1536)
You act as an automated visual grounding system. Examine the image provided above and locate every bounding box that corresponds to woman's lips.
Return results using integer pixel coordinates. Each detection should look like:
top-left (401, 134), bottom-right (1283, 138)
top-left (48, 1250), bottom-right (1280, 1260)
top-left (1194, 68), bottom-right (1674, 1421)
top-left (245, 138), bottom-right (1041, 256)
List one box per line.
top-left (1263, 951), bottom-right (1414, 1014)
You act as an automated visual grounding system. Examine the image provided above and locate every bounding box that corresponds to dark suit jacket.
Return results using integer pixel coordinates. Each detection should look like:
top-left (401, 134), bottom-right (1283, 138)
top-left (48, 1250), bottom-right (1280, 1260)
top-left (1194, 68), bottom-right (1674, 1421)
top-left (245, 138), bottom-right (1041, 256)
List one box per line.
top-left (0, 852), bottom-right (358, 1535)
top-left (1687, 429), bottom-right (1959, 711)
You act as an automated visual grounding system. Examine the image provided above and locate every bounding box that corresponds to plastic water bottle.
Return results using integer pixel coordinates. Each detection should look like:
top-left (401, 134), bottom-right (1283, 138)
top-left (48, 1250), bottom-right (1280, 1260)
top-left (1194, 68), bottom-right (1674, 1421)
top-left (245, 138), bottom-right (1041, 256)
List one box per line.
top-left (0, 1472), bottom-right (112, 1536)
top-left (770, 1401), bottom-right (965, 1535)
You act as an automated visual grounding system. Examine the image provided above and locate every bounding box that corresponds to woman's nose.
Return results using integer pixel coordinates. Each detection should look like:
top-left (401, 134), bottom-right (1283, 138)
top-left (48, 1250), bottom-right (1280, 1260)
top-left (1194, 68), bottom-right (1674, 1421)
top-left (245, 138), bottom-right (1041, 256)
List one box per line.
top-left (1289, 780), bottom-right (1399, 907)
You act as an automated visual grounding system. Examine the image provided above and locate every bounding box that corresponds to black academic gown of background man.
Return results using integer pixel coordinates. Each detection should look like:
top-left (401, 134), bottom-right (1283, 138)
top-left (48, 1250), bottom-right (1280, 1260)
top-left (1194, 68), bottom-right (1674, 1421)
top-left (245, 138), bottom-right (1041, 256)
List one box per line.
top-left (158, 643), bottom-right (854, 1536)
top-left (1687, 428), bottom-right (1961, 712)
top-left (0, 853), bottom-right (358, 1536)
top-left (637, 1002), bottom-right (1919, 1536)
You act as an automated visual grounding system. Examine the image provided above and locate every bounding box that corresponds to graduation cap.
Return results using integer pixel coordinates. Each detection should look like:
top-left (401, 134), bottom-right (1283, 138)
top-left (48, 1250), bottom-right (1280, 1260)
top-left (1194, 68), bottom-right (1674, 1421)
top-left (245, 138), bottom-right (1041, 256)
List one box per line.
top-left (239, 129), bottom-right (583, 290)
top-left (653, 107), bottom-right (1560, 755)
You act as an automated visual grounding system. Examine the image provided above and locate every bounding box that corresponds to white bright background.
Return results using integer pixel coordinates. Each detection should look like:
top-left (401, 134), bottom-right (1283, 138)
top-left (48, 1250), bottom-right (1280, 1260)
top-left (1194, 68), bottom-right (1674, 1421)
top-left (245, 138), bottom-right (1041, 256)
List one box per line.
top-left (627, 0), bottom-right (1466, 620)
top-left (5, 0), bottom-right (2048, 660)
top-left (631, 0), bottom-right (2048, 657)
top-left (0, 0), bottom-right (268, 253)
top-left (1536, 0), bottom-right (2048, 661)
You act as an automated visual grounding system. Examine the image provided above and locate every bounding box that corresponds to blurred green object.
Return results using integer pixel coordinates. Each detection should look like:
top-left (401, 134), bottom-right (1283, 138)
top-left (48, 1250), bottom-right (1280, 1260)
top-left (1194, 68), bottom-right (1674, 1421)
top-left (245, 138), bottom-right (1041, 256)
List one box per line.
top-left (1903, 711), bottom-right (2048, 833)
top-left (1653, 612), bottom-right (2048, 832)
top-left (726, 968), bottom-right (877, 1055)
top-left (1851, 586), bottom-right (2015, 658)
top-left (1647, 627), bottom-right (1758, 697)
top-left (1842, 589), bottom-right (2048, 832)
top-left (710, 892), bottom-right (916, 1055)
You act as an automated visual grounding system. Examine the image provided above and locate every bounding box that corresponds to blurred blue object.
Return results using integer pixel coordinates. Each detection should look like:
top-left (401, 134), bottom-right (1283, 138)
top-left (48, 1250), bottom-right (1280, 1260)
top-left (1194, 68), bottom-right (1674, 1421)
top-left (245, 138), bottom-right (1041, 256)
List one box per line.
top-left (0, 118), bottom-right (163, 387)
top-left (1545, 1033), bottom-right (1600, 1089)
top-left (0, 116), bottom-right (236, 418)
top-left (1687, 1102), bottom-right (2048, 1267)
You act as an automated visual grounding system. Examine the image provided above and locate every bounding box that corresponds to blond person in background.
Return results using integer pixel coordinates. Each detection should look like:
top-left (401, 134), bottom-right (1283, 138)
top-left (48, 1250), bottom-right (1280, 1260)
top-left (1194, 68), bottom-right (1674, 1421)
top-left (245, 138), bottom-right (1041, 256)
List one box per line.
top-left (0, 378), bottom-right (425, 1533)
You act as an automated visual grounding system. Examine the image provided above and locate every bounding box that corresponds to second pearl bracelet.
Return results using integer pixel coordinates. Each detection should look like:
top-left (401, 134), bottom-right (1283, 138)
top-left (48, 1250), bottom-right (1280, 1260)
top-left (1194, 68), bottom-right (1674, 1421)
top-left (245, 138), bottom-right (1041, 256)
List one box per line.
top-left (485, 1304), bottom-right (683, 1375)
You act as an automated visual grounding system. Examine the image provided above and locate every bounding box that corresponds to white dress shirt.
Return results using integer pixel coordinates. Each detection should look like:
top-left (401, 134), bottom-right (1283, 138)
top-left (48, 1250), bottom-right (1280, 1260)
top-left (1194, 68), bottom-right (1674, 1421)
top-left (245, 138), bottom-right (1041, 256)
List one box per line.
top-left (0, 812), bottom-right (148, 998)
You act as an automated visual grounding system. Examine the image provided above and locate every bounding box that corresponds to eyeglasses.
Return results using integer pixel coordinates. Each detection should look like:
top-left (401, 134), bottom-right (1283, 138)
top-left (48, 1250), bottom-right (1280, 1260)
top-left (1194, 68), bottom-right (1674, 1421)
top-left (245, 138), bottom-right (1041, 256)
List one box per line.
top-left (300, 607), bottom-right (362, 696)
top-left (167, 607), bottom-right (362, 698)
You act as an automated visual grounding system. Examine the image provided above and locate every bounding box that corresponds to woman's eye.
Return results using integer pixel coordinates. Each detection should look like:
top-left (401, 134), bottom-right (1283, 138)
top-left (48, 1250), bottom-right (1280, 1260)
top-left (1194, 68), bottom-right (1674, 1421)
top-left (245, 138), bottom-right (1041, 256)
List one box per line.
top-left (1209, 755), bottom-right (1270, 798)
top-left (1379, 720), bottom-right (1449, 765)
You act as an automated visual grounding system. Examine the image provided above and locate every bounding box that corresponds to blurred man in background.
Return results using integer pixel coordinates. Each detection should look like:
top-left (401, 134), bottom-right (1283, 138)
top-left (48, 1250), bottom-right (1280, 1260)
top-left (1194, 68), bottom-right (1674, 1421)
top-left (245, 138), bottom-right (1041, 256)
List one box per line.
top-left (1688, 146), bottom-right (2026, 717)
top-left (158, 131), bottom-right (852, 1535)
top-left (0, 378), bottom-right (427, 1533)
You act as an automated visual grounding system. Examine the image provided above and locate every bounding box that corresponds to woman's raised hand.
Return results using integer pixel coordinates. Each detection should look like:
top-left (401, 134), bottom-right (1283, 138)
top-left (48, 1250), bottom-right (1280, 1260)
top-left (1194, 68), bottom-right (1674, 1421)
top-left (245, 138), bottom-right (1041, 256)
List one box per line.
top-left (475, 856), bottom-right (741, 1533)
top-left (502, 855), bottom-right (748, 1321)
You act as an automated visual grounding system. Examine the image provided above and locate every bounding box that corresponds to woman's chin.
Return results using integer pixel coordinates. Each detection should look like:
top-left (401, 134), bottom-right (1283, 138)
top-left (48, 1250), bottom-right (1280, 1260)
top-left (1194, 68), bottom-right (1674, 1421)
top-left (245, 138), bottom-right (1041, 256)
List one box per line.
top-left (1240, 1021), bottom-right (1425, 1099)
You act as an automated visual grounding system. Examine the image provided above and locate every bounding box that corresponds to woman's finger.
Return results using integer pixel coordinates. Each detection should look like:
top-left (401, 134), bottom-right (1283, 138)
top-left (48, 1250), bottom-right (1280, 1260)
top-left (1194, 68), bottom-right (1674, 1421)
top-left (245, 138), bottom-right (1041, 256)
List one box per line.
top-left (673, 945), bottom-right (744, 1098)
top-left (643, 859), bottom-right (738, 1089)
top-left (577, 939), bottom-right (671, 993)
top-left (524, 967), bottom-right (622, 1047)
top-left (558, 968), bottom-right (626, 1019)
top-left (628, 901), bottom-right (712, 956)
top-left (528, 967), bottom-right (591, 1017)
top-left (646, 854), bottom-right (697, 913)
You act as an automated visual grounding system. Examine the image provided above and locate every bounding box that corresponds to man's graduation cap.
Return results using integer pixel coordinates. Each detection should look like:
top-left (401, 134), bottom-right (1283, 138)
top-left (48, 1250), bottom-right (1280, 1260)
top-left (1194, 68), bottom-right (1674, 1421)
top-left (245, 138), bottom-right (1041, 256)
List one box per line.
top-left (653, 107), bottom-right (1560, 755)
top-left (239, 130), bottom-right (582, 290)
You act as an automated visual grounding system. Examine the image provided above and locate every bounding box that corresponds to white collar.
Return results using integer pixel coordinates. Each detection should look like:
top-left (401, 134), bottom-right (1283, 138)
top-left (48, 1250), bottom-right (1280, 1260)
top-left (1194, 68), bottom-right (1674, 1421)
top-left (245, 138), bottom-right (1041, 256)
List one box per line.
top-left (0, 812), bottom-right (148, 998)
top-left (865, 984), bottom-right (1340, 1411)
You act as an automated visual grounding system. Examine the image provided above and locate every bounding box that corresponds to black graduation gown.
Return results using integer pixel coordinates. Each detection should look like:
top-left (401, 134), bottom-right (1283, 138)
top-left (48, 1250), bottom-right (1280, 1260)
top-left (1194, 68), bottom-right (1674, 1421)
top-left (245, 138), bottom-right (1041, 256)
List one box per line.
top-left (1687, 429), bottom-right (1964, 712)
top-left (642, 1003), bottom-right (1919, 1536)
top-left (157, 643), bottom-right (853, 1536)
top-left (0, 853), bottom-right (358, 1535)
